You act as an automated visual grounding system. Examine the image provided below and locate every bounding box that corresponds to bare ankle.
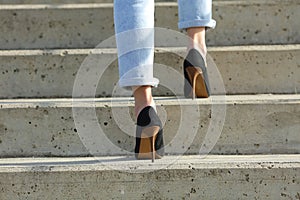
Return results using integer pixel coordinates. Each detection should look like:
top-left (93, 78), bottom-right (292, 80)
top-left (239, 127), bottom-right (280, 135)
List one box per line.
top-left (133, 86), bottom-right (155, 118)
top-left (187, 27), bottom-right (207, 57)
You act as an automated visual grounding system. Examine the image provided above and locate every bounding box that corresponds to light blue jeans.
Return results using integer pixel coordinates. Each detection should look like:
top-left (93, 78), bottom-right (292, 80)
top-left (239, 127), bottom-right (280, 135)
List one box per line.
top-left (114, 0), bottom-right (216, 88)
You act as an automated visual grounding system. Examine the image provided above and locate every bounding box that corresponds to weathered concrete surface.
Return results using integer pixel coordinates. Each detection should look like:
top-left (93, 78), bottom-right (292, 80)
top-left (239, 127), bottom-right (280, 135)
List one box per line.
top-left (0, 0), bottom-right (113, 3)
top-left (0, 95), bottom-right (299, 157)
top-left (0, 0), bottom-right (175, 3)
top-left (0, 1), bottom-right (299, 49)
top-left (0, 45), bottom-right (299, 98)
top-left (0, 155), bottom-right (299, 199)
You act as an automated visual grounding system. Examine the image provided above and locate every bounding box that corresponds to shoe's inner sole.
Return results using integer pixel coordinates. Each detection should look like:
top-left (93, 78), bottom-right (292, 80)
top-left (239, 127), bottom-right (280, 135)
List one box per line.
top-left (186, 66), bottom-right (208, 98)
top-left (137, 126), bottom-right (162, 160)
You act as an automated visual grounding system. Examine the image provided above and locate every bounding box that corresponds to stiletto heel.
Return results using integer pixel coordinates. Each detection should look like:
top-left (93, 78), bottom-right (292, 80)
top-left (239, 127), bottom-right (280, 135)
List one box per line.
top-left (184, 48), bottom-right (211, 98)
top-left (135, 106), bottom-right (164, 162)
top-left (150, 136), bottom-right (155, 163)
top-left (185, 66), bottom-right (209, 99)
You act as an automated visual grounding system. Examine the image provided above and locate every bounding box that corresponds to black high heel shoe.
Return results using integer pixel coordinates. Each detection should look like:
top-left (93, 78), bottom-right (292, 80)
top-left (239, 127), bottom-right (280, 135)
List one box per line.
top-left (184, 48), bottom-right (211, 99)
top-left (135, 106), bottom-right (164, 162)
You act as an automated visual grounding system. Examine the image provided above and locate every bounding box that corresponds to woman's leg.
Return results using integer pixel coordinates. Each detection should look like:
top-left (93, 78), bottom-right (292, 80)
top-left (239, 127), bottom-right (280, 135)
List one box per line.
top-left (178, 0), bottom-right (216, 98)
top-left (187, 27), bottom-right (207, 56)
top-left (132, 86), bottom-right (154, 119)
top-left (178, 0), bottom-right (216, 56)
top-left (114, 0), bottom-right (158, 117)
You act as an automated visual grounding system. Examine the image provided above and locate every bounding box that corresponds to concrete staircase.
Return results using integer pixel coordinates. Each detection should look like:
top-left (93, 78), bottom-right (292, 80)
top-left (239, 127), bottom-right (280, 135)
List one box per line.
top-left (0, 0), bottom-right (299, 199)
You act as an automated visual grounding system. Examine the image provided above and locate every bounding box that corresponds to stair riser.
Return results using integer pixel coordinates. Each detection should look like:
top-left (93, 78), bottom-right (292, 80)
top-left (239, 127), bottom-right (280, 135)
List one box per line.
top-left (0, 2), bottom-right (299, 49)
top-left (0, 99), bottom-right (299, 157)
top-left (1, 47), bottom-right (299, 98)
top-left (0, 166), bottom-right (299, 199)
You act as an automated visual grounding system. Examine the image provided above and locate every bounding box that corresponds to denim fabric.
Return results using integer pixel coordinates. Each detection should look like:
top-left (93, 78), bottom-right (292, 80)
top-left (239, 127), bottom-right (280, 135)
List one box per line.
top-left (114, 0), bottom-right (216, 88)
top-left (178, 0), bottom-right (216, 29)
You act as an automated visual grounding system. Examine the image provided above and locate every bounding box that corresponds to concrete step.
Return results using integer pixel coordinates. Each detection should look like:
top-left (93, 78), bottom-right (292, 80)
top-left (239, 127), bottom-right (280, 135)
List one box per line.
top-left (0, 1), bottom-right (299, 49)
top-left (1, 45), bottom-right (299, 98)
top-left (0, 154), bottom-right (299, 199)
top-left (0, 0), bottom-right (176, 3)
top-left (0, 95), bottom-right (299, 157)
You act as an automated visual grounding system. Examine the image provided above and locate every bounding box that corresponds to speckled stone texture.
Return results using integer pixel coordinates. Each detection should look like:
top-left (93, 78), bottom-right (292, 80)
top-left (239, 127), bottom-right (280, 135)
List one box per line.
top-left (0, 1), bottom-right (299, 49)
top-left (0, 0), bottom-right (299, 199)
top-left (0, 95), bottom-right (299, 157)
top-left (0, 0), bottom-right (175, 3)
top-left (0, 46), bottom-right (299, 98)
top-left (0, 155), bottom-right (299, 199)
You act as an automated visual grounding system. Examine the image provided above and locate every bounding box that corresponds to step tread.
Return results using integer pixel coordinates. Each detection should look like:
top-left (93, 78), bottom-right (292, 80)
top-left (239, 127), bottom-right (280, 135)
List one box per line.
top-left (0, 44), bottom-right (299, 56)
top-left (1, 155), bottom-right (299, 199)
top-left (0, 0), bottom-right (298, 4)
top-left (0, 0), bottom-right (299, 9)
top-left (0, 94), bottom-right (300, 108)
top-left (0, 154), bottom-right (299, 172)
top-left (1, 44), bottom-right (299, 97)
top-left (0, 94), bottom-right (299, 157)
top-left (0, 1), bottom-right (299, 49)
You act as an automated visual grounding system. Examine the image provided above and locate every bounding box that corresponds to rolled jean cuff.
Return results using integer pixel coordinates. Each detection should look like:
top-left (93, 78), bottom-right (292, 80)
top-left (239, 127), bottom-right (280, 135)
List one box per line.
top-left (118, 61), bottom-right (159, 89)
top-left (119, 77), bottom-right (159, 89)
top-left (178, 19), bottom-right (216, 30)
